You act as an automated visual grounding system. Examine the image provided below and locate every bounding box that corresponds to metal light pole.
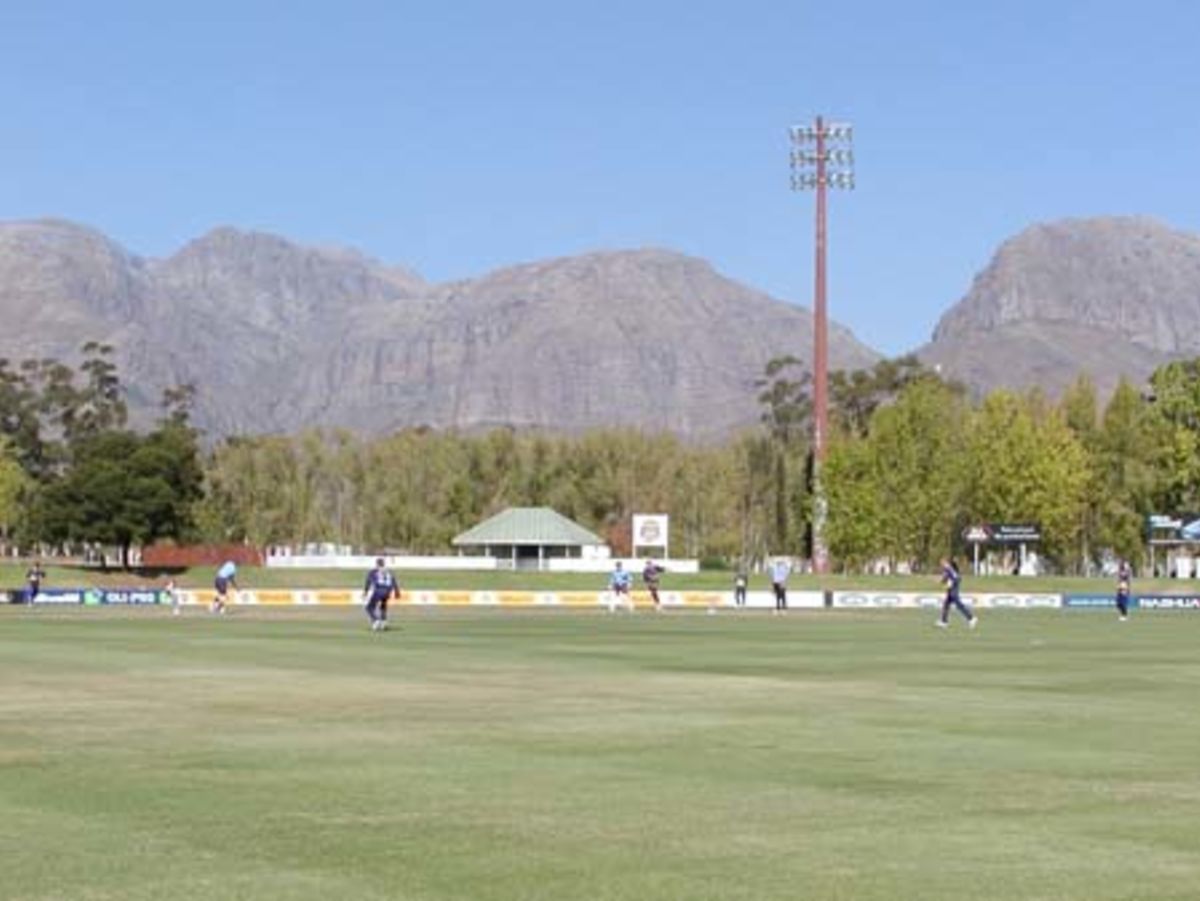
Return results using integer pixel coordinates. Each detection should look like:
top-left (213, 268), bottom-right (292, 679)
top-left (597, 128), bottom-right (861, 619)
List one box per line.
top-left (790, 117), bottom-right (854, 575)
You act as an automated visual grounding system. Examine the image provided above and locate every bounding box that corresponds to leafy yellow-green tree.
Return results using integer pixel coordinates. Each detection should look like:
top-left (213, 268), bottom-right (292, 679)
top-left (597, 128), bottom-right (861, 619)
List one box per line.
top-left (867, 378), bottom-right (970, 567)
top-left (1090, 379), bottom-right (1162, 564)
top-left (965, 391), bottom-right (1091, 564)
top-left (1144, 360), bottom-right (1200, 516)
top-left (0, 436), bottom-right (29, 542)
top-left (1059, 375), bottom-right (1103, 571)
top-left (822, 433), bottom-right (881, 570)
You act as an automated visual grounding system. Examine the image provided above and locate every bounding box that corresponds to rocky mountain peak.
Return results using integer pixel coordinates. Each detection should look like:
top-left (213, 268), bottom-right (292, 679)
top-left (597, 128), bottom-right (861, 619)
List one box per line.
top-left (932, 216), bottom-right (1200, 354)
top-left (0, 218), bottom-right (146, 328)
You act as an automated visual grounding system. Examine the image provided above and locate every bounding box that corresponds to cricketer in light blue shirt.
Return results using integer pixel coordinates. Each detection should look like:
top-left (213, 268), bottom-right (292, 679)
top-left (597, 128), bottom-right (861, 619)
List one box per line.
top-left (212, 560), bottom-right (238, 614)
top-left (609, 564), bottom-right (632, 593)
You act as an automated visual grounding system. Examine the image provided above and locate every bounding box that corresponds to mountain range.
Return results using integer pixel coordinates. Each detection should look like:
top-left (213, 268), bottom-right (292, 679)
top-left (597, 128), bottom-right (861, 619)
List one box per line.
top-left (0, 219), bottom-right (876, 439)
top-left (2, 215), bottom-right (1198, 440)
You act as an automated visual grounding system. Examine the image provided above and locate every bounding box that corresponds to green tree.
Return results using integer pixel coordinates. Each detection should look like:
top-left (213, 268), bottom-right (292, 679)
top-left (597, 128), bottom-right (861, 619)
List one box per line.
top-left (41, 426), bottom-right (201, 567)
top-left (867, 379), bottom-right (969, 567)
top-left (754, 356), bottom-right (813, 557)
top-left (1144, 359), bottom-right (1200, 515)
top-left (822, 434), bottom-right (882, 569)
top-left (1059, 375), bottom-right (1103, 571)
top-left (1089, 379), bottom-right (1162, 565)
top-left (965, 392), bottom-right (1091, 565)
top-left (0, 358), bottom-right (50, 475)
top-left (756, 356), bottom-right (811, 445)
top-left (0, 436), bottom-right (29, 543)
top-left (829, 354), bottom-right (935, 438)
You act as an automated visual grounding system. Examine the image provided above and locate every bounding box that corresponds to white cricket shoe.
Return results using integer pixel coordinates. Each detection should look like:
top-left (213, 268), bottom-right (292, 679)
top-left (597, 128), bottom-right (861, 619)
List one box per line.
top-left (968, 617), bottom-right (978, 630)
top-left (935, 620), bottom-right (948, 629)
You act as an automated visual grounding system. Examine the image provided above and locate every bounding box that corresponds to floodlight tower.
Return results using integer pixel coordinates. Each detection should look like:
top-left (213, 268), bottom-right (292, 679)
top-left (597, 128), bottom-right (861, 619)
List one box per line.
top-left (790, 116), bottom-right (854, 575)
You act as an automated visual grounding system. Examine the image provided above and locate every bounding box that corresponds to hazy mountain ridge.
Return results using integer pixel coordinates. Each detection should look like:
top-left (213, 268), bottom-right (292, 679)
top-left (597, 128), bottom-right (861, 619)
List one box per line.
top-left (922, 217), bottom-right (1200, 397)
top-left (9, 214), bottom-right (1198, 436)
top-left (0, 219), bottom-right (877, 439)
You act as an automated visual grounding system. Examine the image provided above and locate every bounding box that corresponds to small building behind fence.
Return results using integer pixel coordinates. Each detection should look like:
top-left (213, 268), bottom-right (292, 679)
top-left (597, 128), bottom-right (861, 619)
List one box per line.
top-left (452, 507), bottom-right (609, 571)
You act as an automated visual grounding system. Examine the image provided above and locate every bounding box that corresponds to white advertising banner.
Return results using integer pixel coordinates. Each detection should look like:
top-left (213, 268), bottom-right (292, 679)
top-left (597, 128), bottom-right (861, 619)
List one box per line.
top-left (831, 591), bottom-right (1061, 610)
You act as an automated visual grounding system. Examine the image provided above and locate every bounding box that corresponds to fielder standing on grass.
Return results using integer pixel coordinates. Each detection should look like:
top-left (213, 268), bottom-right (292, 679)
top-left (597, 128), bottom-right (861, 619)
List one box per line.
top-left (212, 560), bottom-right (237, 614)
top-left (936, 557), bottom-right (977, 629)
top-left (1115, 558), bottom-right (1132, 622)
top-left (770, 557), bottom-right (790, 614)
top-left (25, 560), bottom-right (45, 604)
top-left (363, 557), bottom-right (400, 631)
top-left (608, 561), bottom-right (633, 613)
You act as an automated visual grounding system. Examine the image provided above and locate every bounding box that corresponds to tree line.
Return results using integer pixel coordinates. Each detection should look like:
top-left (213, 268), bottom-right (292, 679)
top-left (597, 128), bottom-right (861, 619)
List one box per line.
top-left (3, 344), bottom-right (1199, 573)
top-left (0, 345), bottom-right (202, 567)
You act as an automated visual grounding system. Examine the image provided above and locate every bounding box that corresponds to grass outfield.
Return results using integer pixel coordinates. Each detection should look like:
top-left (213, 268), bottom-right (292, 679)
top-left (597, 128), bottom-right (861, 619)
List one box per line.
top-left (2, 608), bottom-right (1199, 900)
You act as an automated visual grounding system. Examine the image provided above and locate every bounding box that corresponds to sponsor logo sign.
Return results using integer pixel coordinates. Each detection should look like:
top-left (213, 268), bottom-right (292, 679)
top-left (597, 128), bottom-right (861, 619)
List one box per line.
top-left (962, 523), bottom-right (1041, 543)
top-left (1137, 595), bottom-right (1200, 610)
top-left (99, 589), bottom-right (165, 605)
top-left (496, 592), bottom-right (535, 606)
top-left (312, 590), bottom-right (354, 605)
top-left (1062, 594), bottom-right (1117, 609)
top-left (1147, 514), bottom-right (1200, 540)
top-left (252, 590), bottom-right (296, 606)
top-left (991, 524), bottom-right (1041, 543)
top-left (632, 514), bottom-right (669, 547)
top-left (32, 589), bottom-right (86, 605)
top-left (834, 592), bottom-right (1061, 610)
top-left (974, 594), bottom-right (1060, 609)
top-left (833, 592), bottom-right (941, 609)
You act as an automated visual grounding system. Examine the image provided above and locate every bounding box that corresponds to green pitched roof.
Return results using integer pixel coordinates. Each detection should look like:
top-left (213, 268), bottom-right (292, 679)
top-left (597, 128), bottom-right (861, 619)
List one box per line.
top-left (452, 507), bottom-right (605, 547)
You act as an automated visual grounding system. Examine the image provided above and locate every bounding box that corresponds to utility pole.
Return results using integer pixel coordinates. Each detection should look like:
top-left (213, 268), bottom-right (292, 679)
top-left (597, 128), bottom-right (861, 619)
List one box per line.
top-left (790, 117), bottom-right (854, 575)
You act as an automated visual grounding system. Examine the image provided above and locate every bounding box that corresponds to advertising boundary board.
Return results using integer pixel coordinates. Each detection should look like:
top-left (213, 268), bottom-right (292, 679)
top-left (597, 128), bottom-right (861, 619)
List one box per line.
top-left (30, 588), bottom-right (172, 606)
top-left (171, 589), bottom-right (825, 609)
top-left (831, 592), bottom-right (1062, 610)
top-left (1062, 595), bottom-right (1126, 609)
top-left (1063, 594), bottom-right (1200, 610)
top-left (38, 588), bottom-right (1200, 611)
top-left (1137, 595), bottom-right (1200, 610)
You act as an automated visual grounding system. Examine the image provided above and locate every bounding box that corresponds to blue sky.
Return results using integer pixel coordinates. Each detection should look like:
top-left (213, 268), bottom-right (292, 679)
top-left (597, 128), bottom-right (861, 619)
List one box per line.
top-left (3, 0), bottom-right (1198, 354)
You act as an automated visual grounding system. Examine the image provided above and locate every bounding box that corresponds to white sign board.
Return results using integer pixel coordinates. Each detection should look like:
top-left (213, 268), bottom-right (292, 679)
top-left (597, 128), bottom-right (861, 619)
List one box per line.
top-left (632, 514), bottom-right (669, 553)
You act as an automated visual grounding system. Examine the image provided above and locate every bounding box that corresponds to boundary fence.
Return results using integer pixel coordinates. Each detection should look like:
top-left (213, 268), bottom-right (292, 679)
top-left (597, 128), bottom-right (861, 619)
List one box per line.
top-left (7, 589), bottom-right (1200, 610)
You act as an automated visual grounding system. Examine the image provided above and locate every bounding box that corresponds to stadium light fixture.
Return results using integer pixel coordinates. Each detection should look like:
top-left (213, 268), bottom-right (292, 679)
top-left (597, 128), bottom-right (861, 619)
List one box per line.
top-left (788, 115), bottom-right (855, 576)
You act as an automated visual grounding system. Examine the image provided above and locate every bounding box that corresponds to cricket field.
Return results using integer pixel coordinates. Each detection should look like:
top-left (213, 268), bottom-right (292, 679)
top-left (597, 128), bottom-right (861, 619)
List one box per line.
top-left (1, 607), bottom-right (1198, 900)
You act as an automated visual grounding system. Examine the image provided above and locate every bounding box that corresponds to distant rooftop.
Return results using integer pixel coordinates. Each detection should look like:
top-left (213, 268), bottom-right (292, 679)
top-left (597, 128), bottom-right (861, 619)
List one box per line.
top-left (452, 507), bottom-right (605, 548)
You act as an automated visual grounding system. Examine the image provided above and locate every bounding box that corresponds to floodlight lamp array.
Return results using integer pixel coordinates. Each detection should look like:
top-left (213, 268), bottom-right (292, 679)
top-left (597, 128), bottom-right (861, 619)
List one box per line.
top-left (790, 149), bottom-right (855, 167)
top-left (788, 122), bottom-right (853, 144)
top-left (789, 119), bottom-right (854, 190)
top-left (790, 172), bottom-right (855, 191)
